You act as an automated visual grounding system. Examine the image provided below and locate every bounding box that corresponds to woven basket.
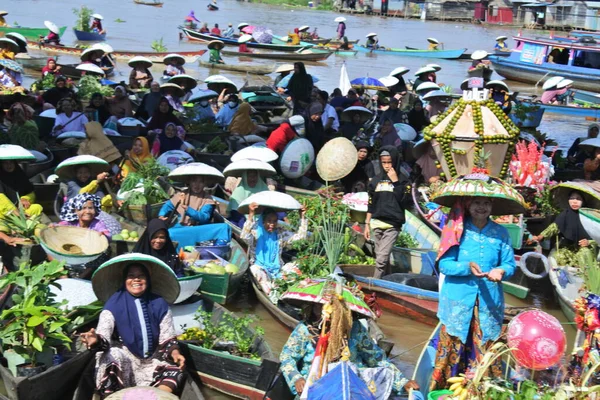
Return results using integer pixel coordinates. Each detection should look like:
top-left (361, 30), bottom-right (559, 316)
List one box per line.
top-left (316, 137), bottom-right (358, 181)
top-left (39, 226), bottom-right (109, 265)
top-left (122, 202), bottom-right (166, 225)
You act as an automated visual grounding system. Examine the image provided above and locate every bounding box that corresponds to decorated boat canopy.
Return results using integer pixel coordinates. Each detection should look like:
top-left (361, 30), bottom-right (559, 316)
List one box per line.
top-left (430, 173), bottom-right (527, 215)
top-left (422, 88), bottom-right (520, 178)
top-left (316, 137), bottom-right (357, 181)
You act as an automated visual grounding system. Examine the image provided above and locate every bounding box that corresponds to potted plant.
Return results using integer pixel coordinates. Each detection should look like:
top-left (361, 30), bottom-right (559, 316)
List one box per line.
top-left (0, 260), bottom-right (72, 377)
top-left (0, 200), bottom-right (46, 267)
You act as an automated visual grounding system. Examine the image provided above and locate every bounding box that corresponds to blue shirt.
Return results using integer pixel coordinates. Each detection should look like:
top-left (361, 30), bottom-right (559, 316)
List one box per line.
top-left (437, 219), bottom-right (515, 343)
top-left (215, 103), bottom-right (239, 127)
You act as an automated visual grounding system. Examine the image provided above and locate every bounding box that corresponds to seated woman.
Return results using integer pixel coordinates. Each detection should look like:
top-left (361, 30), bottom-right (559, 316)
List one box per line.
top-left (41, 58), bottom-right (61, 77)
top-left (158, 176), bottom-right (231, 249)
top-left (151, 123), bottom-right (190, 157)
top-left (59, 194), bottom-right (111, 239)
top-left (120, 137), bottom-right (153, 180)
top-left (376, 118), bottom-right (401, 148)
top-left (227, 170), bottom-right (270, 227)
top-left (532, 191), bottom-right (597, 268)
top-left (192, 98), bottom-right (216, 122)
top-left (136, 81), bottom-right (163, 121)
top-left (228, 103), bottom-right (263, 136)
top-left (280, 298), bottom-right (418, 398)
top-left (339, 111), bottom-right (365, 141)
top-left (4, 103), bottom-right (40, 150)
top-left (215, 94), bottom-right (239, 127)
top-left (66, 164), bottom-right (108, 201)
top-left (42, 75), bottom-right (75, 108)
top-left (80, 258), bottom-right (185, 397)
top-left (241, 203), bottom-right (307, 303)
top-left (106, 86), bottom-right (134, 120)
top-left (128, 59), bottom-right (153, 90)
top-left (569, 123), bottom-right (599, 166)
top-left (147, 97), bottom-right (184, 134)
top-left (52, 98), bottom-right (89, 136)
top-left (86, 93), bottom-right (112, 127)
top-left (133, 219), bottom-right (184, 277)
top-left (0, 161), bottom-right (43, 217)
top-left (407, 100), bottom-right (430, 133)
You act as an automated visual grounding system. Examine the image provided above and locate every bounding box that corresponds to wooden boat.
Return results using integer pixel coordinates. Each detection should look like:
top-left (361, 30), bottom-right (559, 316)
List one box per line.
top-left (548, 250), bottom-right (581, 323)
top-left (207, 3), bottom-right (219, 10)
top-left (133, 0), bottom-right (164, 6)
top-left (570, 30), bottom-right (600, 40)
top-left (489, 36), bottom-right (600, 91)
top-left (468, 66), bottom-right (493, 80)
top-left (26, 41), bottom-right (206, 63)
top-left (198, 60), bottom-right (275, 75)
top-left (180, 298), bottom-right (288, 400)
top-left (22, 148), bottom-right (54, 178)
top-left (57, 63), bottom-right (114, 79)
top-left (221, 49), bottom-right (333, 62)
top-left (271, 35), bottom-right (323, 47)
top-left (355, 45), bottom-right (467, 59)
top-left (390, 210), bottom-right (439, 276)
top-left (14, 53), bottom-right (51, 70)
top-left (518, 99), bottom-right (600, 118)
top-left (573, 88), bottom-right (600, 107)
top-left (240, 86), bottom-right (289, 118)
top-left (0, 26), bottom-right (67, 41)
top-left (180, 27), bottom-right (310, 52)
top-left (0, 351), bottom-right (94, 400)
top-left (334, 49), bottom-right (358, 56)
top-left (72, 29), bottom-right (106, 42)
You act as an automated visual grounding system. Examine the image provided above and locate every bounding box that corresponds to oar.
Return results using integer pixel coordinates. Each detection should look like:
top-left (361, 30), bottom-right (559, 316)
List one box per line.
top-left (52, 111), bottom-right (87, 134)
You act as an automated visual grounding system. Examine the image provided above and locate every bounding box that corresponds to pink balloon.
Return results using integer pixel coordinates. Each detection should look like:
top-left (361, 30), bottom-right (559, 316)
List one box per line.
top-left (507, 310), bottom-right (566, 370)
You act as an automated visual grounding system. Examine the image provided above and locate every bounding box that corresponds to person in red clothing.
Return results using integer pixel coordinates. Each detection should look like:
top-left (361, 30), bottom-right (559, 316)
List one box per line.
top-left (238, 34), bottom-right (253, 53)
top-left (211, 23), bottom-right (221, 36)
top-left (266, 115), bottom-right (304, 154)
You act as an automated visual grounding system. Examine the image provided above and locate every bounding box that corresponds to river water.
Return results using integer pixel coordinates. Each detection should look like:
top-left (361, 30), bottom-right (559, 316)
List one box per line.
top-left (3, 0), bottom-right (582, 397)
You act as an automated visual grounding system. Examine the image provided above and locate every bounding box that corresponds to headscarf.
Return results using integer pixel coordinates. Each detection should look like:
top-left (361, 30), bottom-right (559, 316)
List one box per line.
top-left (78, 121), bottom-right (122, 163)
top-left (255, 209), bottom-right (280, 275)
top-left (378, 119), bottom-right (400, 147)
top-left (157, 123), bottom-right (184, 155)
top-left (408, 100), bottom-right (429, 132)
top-left (228, 103), bottom-right (256, 136)
top-left (133, 219), bottom-right (181, 275)
top-left (555, 191), bottom-right (591, 245)
top-left (227, 171), bottom-right (269, 213)
top-left (88, 93), bottom-right (112, 125)
top-left (6, 102), bottom-right (34, 124)
top-left (147, 97), bottom-right (183, 132)
top-left (377, 146), bottom-right (403, 180)
top-left (60, 193), bottom-right (101, 222)
top-left (123, 136), bottom-right (152, 174)
top-left (139, 90), bottom-right (163, 121)
top-left (42, 58), bottom-right (58, 76)
top-left (104, 264), bottom-right (169, 359)
top-left (0, 162), bottom-right (33, 199)
top-left (437, 199), bottom-right (470, 261)
top-left (287, 62), bottom-right (313, 103)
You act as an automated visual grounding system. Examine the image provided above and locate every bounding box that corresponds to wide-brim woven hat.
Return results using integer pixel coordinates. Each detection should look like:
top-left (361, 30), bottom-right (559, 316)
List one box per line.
top-left (0, 38), bottom-right (19, 54)
top-left (550, 181), bottom-right (600, 210)
top-left (160, 83), bottom-right (185, 98)
top-left (366, 32), bottom-right (377, 38)
top-left (335, 17), bottom-right (346, 22)
top-left (485, 80), bottom-right (509, 92)
top-left (430, 174), bottom-right (527, 215)
top-left (168, 162), bottom-right (225, 182)
top-left (275, 64), bottom-right (294, 74)
top-left (237, 190), bottom-right (302, 214)
top-left (542, 76), bottom-right (564, 90)
top-left (128, 56), bottom-right (153, 69)
top-left (579, 138), bottom-right (600, 152)
top-left (390, 66), bottom-right (409, 77)
top-left (471, 50), bottom-right (488, 60)
top-left (415, 81), bottom-right (439, 93)
top-left (223, 158), bottom-right (276, 178)
top-left (80, 47), bottom-right (104, 62)
top-left (93, 253), bottom-right (180, 304)
top-left (496, 35), bottom-right (508, 42)
top-left (414, 66), bottom-right (435, 76)
top-left (44, 20), bottom-right (60, 34)
top-left (557, 78), bottom-right (573, 89)
top-left (40, 226), bottom-right (109, 265)
top-left (238, 34), bottom-right (253, 44)
top-left (76, 63), bottom-right (105, 76)
top-left (55, 155), bottom-right (109, 180)
top-left (427, 37), bottom-right (439, 44)
top-left (316, 137), bottom-right (358, 181)
top-left (340, 106), bottom-right (372, 123)
top-left (162, 53), bottom-right (186, 65)
top-left (231, 146), bottom-right (278, 163)
top-left (378, 75), bottom-right (399, 88)
top-left (426, 63), bottom-right (442, 72)
top-left (0, 144), bottom-right (35, 161)
top-left (168, 74), bottom-right (197, 90)
top-left (208, 40), bottom-right (225, 50)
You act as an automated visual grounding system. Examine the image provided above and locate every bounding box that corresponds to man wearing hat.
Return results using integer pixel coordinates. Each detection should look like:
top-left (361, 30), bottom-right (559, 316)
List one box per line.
top-left (379, 97), bottom-right (408, 125)
top-left (495, 36), bottom-right (509, 52)
top-left (223, 23), bottom-right (234, 38)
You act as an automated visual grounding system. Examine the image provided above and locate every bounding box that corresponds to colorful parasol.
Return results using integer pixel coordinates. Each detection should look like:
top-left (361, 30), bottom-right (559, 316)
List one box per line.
top-left (281, 278), bottom-right (375, 318)
top-left (0, 59), bottom-right (23, 73)
top-left (350, 76), bottom-right (385, 91)
top-left (430, 174), bottom-right (527, 215)
top-left (550, 180), bottom-right (600, 210)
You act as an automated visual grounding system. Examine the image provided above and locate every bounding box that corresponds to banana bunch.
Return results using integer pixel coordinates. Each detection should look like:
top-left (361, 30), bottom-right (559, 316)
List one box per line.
top-left (447, 375), bottom-right (469, 400)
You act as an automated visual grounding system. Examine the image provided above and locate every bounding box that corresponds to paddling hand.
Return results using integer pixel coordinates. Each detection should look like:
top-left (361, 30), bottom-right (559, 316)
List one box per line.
top-left (80, 328), bottom-right (98, 349)
top-left (403, 380), bottom-right (420, 391)
top-left (487, 268), bottom-right (505, 282)
top-left (171, 350), bottom-right (186, 370)
top-left (295, 378), bottom-right (306, 395)
top-left (469, 262), bottom-right (487, 278)
top-left (248, 202), bottom-right (259, 217)
top-left (580, 239), bottom-right (590, 247)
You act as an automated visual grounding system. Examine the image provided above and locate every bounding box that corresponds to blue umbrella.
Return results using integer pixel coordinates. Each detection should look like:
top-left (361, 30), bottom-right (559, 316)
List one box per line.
top-left (278, 72), bottom-right (319, 89)
top-left (0, 59), bottom-right (24, 73)
top-left (350, 76), bottom-right (385, 90)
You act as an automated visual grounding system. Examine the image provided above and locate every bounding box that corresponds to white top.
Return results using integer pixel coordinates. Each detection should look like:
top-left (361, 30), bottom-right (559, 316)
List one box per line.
top-left (53, 112), bottom-right (89, 136)
top-left (322, 103), bottom-right (339, 131)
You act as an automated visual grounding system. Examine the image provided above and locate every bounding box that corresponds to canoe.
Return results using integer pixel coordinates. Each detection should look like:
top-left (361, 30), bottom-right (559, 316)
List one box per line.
top-left (180, 298), bottom-right (289, 400)
top-left (207, 3), bottom-right (219, 10)
top-left (334, 50), bottom-right (358, 56)
top-left (14, 53), bottom-right (52, 70)
top-left (22, 148), bottom-right (54, 178)
top-left (56, 63), bottom-right (114, 79)
top-left (355, 45), bottom-right (467, 59)
top-left (518, 99), bottom-right (600, 118)
top-left (548, 250), bottom-right (581, 323)
top-left (26, 41), bottom-right (206, 63)
top-left (199, 60), bottom-right (275, 75)
top-left (221, 49), bottom-right (333, 62)
top-left (0, 351), bottom-right (94, 400)
top-left (412, 176), bottom-right (442, 234)
top-left (72, 29), bottom-right (106, 42)
top-left (180, 27), bottom-right (311, 52)
top-left (389, 210), bottom-right (439, 276)
top-left (271, 35), bottom-right (323, 47)
top-left (573, 88), bottom-right (600, 107)
top-left (0, 26), bottom-right (67, 41)
top-left (133, 0), bottom-right (164, 6)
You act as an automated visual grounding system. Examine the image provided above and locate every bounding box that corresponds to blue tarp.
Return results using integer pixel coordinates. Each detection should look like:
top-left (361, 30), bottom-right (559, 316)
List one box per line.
top-left (307, 362), bottom-right (376, 400)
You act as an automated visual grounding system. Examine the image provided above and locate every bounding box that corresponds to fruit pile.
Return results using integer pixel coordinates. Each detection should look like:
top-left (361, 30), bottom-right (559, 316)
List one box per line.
top-left (112, 229), bottom-right (139, 242)
top-left (177, 327), bottom-right (207, 342)
top-left (188, 260), bottom-right (240, 275)
top-left (447, 375), bottom-right (469, 400)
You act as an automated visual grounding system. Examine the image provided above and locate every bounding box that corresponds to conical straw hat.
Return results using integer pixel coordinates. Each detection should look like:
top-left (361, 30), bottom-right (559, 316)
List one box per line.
top-left (316, 137), bottom-right (358, 181)
top-left (92, 253), bottom-right (180, 304)
top-left (55, 155), bottom-right (109, 180)
top-left (168, 162), bottom-right (225, 182)
top-left (128, 56), bottom-right (153, 68)
top-left (237, 190), bottom-right (301, 214)
top-left (39, 226), bottom-right (109, 265)
top-left (0, 144), bottom-right (35, 161)
top-left (231, 146), bottom-right (278, 163)
top-left (223, 159), bottom-right (276, 177)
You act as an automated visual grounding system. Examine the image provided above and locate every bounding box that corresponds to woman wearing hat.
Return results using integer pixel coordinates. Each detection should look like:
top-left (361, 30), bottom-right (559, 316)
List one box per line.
top-left (0, 38), bottom-right (18, 60)
top-left (43, 21), bottom-right (62, 45)
top-left (336, 17), bottom-right (346, 40)
top-left (288, 28), bottom-right (301, 46)
top-left (412, 67), bottom-right (436, 93)
top-left (274, 64), bottom-right (294, 88)
top-left (133, 219), bottom-right (184, 276)
top-left (208, 40), bottom-right (225, 64)
top-left (215, 93), bottom-right (240, 127)
top-left (56, 156), bottom-right (109, 201)
top-left (0, 160), bottom-right (43, 218)
top-left (227, 167), bottom-right (274, 227)
top-left (163, 55), bottom-right (186, 78)
top-left (427, 37), bottom-right (439, 51)
top-left (0, 11), bottom-right (7, 27)
top-left (495, 36), bottom-right (509, 52)
top-left (238, 34), bottom-right (253, 54)
top-left (90, 14), bottom-right (106, 35)
top-left (128, 57), bottom-right (154, 89)
top-left (366, 33), bottom-right (378, 49)
top-left (80, 254), bottom-right (185, 397)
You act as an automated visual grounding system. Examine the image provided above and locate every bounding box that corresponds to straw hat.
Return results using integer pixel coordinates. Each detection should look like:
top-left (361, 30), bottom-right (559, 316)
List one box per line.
top-left (40, 226), bottom-right (109, 266)
top-left (128, 56), bottom-right (153, 69)
top-left (378, 76), bottom-right (399, 88)
top-left (92, 43), bottom-right (114, 53)
top-left (76, 63), bottom-right (105, 76)
top-left (470, 50), bottom-right (488, 60)
top-left (231, 146), bottom-right (278, 163)
top-left (557, 78), bottom-right (574, 89)
top-left (415, 81), bottom-right (439, 93)
top-left (237, 22), bottom-right (249, 29)
top-left (335, 17), bottom-right (346, 22)
top-left (175, 275), bottom-right (203, 304)
top-left (414, 66), bottom-right (435, 76)
top-left (366, 32), bottom-right (377, 38)
top-left (168, 74), bottom-right (197, 90)
top-left (299, 25), bottom-right (310, 32)
top-left (426, 63), bottom-right (442, 72)
top-left (44, 21), bottom-right (60, 34)
top-left (0, 11), bottom-right (8, 16)
top-left (160, 83), bottom-right (185, 98)
top-left (542, 76), bottom-right (564, 90)
top-left (485, 80), bottom-right (509, 92)
top-left (92, 13), bottom-right (104, 20)
top-left (168, 162), bottom-right (225, 182)
top-left (55, 155), bottom-right (109, 180)
top-left (5, 32), bottom-right (26, 47)
top-left (237, 191), bottom-right (302, 214)
top-left (275, 64), bottom-right (294, 74)
top-left (223, 158), bottom-right (276, 178)
top-left (0, 38), bottom-right (19, 54)
top-left (238, 34), bottom-right (253, 44)
top-left (551, 181), bottom-right (600, 210)
top-left (390, 66), bottom-right (409, 77)
top-left (280, 138), bottom-right (315, 179)
top-left (163, 53), bottom-right (186, 65)
top-left (0, 144), bottom-right (35, 161)
top-left (208, 40), bottom-right (225, 50)
top-left (427, 37), bottom-right (439, 44)
top-left (92, 253), bottom-right (180, 304)
top-left (423, 89), bottom-right (452, 100)
top-left (316, 137), bottom-right (358, 181)
top-left (496, 35), bottom-right (508, 42)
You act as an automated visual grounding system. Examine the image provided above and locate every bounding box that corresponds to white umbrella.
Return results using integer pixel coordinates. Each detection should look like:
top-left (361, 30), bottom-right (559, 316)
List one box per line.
top-left (169, 162), bottom-right (224, 182)
top-left (231, 146), bottom-right (278, 163)
top-left (238, 191), bottom-right (301, 214)
top-left (339, 61), bottom-right (351, 96)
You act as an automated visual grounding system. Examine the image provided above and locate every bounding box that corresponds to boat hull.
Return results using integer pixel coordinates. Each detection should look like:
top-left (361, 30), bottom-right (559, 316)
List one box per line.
top-left (198, 60), bottom-right (275, 75)
top-left (14, 53), bottom-right (52, 70)
top-left (133, 0), bottom-right (164, 6)
top-left (355, 45), bottom-right (466, 59)
top-left (180, 27), bottom-right (310, 52)
top-left (222, 49), bottom-right (332, 62)
top-left (73, 29), bottom-right (106, 41)
top-left (573, 89), bottom-right (600, 106)
top-left (525, 101), bottom-right (600, 118)
top-left (0, 26), bottom-right (67, 40)
top-left (548, 251), bottom-right (580, 324)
